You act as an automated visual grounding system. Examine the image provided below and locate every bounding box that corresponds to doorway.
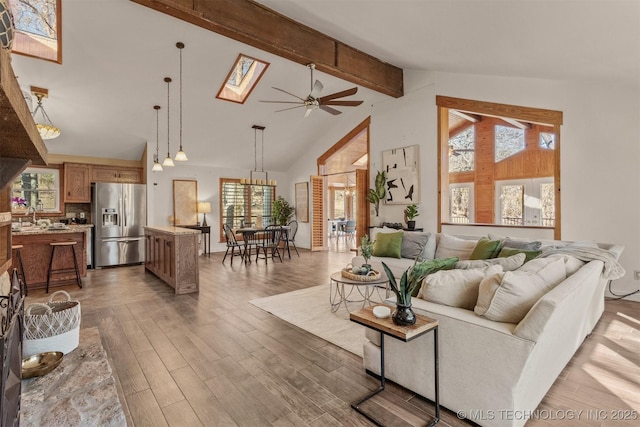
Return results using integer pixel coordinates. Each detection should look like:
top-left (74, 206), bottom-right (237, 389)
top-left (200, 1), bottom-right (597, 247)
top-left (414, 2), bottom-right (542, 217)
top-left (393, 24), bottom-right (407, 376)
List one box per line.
top-left (314, 117), bottom-right (370, 253)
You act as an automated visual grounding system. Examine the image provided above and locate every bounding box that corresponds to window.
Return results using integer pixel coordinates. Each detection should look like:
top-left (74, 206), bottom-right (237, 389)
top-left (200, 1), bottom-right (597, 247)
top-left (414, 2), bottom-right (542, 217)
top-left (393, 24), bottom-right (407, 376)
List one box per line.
top-left (216, 54), bottom-right (269, 104)
top-left (540, 132), bottom-right (555, 150)
top-left (220, 178), bottom-right (275, 238)
top-left (449, 126), bottom-right (475, 172)
top-left (495, 178), bottom-right (554, 227)
top-left (449, 184), bottom-right (473, 224)
top-left (333, 189), bottom-right (346, 219)
top-left (495, 125), bottom-right (525, 162)
top-left (11, 167), bottom-right (60, 212)
top-left (437, 96), bottom-right (562, 237)
top-left (9, 0), bottom-right (62, 63)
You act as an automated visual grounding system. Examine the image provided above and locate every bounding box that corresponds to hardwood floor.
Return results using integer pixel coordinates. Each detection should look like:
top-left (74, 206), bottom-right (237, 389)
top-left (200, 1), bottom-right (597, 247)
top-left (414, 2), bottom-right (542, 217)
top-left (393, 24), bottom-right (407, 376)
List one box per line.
top-left (24, 250), bottom-right (640, 426)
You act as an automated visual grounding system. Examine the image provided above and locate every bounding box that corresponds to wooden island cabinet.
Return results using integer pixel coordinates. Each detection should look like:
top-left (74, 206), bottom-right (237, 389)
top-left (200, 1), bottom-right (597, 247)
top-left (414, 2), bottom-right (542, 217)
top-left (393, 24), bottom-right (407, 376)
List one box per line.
top-left (11, 225), bottom-right (92, 290)
top-left (144, 226), bottom-right (199, 294)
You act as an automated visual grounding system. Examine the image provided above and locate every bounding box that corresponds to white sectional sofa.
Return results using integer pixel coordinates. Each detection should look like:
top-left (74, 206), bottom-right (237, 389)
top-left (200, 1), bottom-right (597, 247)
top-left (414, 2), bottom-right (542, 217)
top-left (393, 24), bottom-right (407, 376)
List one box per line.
top-left (352, 230), bottom-right (624, 427)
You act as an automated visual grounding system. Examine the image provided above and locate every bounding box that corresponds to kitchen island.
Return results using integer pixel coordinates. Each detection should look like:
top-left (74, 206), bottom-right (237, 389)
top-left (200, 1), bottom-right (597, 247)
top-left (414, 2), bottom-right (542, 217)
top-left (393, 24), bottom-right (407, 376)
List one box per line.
top-left (144, 226), bottom-right (200, 294)
top-left (12, 225), bottom-right (93, 291)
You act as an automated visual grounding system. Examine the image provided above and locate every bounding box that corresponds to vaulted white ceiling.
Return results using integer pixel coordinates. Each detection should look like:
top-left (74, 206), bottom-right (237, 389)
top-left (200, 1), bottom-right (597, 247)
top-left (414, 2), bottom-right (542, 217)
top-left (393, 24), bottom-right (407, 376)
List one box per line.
top-left (10, 0), bottom-right (639, 173)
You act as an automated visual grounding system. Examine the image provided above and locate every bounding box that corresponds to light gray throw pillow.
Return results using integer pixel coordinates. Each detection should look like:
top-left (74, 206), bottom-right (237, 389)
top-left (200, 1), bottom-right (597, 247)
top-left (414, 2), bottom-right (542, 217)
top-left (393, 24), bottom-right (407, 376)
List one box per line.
top-left (434, 234), bottom-right (477, 260)
top-left (401, 232), bottom-right (431, 259)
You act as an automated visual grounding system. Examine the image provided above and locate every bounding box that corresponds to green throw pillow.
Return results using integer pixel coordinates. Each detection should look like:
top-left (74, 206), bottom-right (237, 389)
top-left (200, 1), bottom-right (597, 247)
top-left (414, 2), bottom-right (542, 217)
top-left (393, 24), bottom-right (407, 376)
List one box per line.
top-left (470, 237), bottom-right (501, 260)
top-left (498, 247), bottom-right (541, 263)
top-left (409, 257), bottom-right (459, 296)
top-left (373, 231), bottom-right (404, 258)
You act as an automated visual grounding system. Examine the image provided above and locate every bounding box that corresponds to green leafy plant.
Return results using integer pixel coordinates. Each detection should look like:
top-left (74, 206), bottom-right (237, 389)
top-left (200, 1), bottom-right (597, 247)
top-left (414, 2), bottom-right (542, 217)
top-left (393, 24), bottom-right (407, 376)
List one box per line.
top-left (272, 196), bottom-right (294, 225)
top-left (404, 204), bottom-right (419, 221)
top-left (381, 258), bottom-right (433, 306)
top-left (360, 235), bottom-right (374, 265)
top-left (366, 170), bottom-right (387, 216)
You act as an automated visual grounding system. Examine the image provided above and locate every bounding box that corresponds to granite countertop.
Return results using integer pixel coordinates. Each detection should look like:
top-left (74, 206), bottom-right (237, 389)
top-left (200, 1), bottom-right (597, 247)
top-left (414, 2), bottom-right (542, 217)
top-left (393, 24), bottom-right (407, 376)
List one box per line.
top-left (144, 225), bottom-right (201, 235)
top-left (12, 224), bottom-right (94, 236)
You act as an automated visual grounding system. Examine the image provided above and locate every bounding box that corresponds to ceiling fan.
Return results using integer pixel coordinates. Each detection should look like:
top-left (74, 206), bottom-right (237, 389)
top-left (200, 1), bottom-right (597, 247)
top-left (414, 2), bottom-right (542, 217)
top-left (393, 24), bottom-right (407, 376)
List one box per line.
top-left (261, 64), bottom-right (363, 117)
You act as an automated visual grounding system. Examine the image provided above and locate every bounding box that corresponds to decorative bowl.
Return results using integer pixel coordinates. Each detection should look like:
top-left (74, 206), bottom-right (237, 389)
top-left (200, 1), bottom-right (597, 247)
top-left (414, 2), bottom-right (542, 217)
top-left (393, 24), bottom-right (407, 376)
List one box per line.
top-left (22, 352), bottom-right (64, 379)
top-left (373, 305), bottom-right (391, 319)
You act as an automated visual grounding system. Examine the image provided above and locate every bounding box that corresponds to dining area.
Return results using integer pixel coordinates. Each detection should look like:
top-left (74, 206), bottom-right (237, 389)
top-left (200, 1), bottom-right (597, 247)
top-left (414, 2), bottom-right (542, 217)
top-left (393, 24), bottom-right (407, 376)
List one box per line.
top-left (222, 220), bottom-right (299, 265)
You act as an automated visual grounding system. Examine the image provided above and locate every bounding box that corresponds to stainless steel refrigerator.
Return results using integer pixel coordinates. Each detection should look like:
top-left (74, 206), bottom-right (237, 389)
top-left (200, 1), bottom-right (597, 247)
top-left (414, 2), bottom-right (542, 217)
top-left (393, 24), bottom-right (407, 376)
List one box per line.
top-left (93, 183), bottom-right (147, 267)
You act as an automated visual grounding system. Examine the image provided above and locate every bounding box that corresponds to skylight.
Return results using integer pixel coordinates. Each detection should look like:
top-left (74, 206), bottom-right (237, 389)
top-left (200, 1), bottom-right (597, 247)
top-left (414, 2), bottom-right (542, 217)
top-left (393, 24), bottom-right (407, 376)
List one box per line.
top-left (216, 54), bottom-right (269, 104)
top-left (9, 0), bottom-right (61, 63)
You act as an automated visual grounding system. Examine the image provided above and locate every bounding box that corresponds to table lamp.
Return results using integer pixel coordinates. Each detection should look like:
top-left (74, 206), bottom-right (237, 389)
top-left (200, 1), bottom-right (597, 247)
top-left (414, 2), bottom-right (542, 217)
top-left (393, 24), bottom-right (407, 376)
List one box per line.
top-left (198, 202), bottom-right (211, 227)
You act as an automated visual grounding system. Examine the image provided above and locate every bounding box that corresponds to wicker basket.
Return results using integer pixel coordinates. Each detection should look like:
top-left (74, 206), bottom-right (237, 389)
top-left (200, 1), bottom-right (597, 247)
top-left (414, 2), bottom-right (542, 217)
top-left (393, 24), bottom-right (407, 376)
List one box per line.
top-left (23, 290), bottom-right (81, 357)
top-left (341, 268), bottom-right (382, 282)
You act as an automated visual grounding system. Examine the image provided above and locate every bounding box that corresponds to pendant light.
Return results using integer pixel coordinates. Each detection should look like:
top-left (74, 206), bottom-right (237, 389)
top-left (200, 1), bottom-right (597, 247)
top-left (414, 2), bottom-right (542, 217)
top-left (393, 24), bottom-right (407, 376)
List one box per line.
top-left (152, 105), bottom-right (163, 172)
top-left (162, 77), bottom-right (175, 167)
top-left (239, 125), bottom-right (276, 186)
top-left (174, 42), bottom-right (188, 161)
top-left (31, 86), bottom-right (61, 140)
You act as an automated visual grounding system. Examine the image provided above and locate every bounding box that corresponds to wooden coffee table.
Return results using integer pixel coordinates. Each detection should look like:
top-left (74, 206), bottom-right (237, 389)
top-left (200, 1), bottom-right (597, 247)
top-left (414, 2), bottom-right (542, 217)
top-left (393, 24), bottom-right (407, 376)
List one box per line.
top-left (350, 304), bottom-right (440, 426)
top-left (329, 271), bottom-right (389, 313)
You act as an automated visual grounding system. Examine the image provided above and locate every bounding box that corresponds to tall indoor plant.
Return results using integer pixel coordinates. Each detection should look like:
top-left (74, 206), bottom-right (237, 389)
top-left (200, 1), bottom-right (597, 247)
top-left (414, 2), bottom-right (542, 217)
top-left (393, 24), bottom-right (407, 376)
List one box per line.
top-left (366, 170), bottom-right (387, 217)
top-left (272, 196), bottom-right (294, 225)
top-left (381, 259), bottom-right (433, 325)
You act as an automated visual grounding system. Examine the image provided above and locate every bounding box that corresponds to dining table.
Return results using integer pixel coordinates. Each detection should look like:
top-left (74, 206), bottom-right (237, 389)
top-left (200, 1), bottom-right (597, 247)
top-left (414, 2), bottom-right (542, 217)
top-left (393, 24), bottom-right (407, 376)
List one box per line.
top-left (328, 220), bottom-right (348, 238)
top-left (235, 225), bottom-right (292, 261)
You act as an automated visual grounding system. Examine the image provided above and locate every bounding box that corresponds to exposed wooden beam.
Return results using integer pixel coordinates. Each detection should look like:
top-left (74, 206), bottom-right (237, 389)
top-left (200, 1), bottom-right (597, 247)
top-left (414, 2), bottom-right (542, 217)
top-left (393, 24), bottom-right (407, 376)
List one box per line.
top-left (450, 109), bottom-right (482, 123)
top-left (130, 0), bottom-right (404, 98)
top-left (501, 117), bottom-right (532, 130)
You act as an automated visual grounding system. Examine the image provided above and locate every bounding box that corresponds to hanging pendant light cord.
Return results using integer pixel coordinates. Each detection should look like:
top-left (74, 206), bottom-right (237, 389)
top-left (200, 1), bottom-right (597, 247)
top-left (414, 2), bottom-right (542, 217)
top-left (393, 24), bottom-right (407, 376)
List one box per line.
top-left (155, 106), bottom-right (160, 158)
top-left (179, 44), bottom-right (183, 151)
top-left (165, 77), bottom-right (171, 157)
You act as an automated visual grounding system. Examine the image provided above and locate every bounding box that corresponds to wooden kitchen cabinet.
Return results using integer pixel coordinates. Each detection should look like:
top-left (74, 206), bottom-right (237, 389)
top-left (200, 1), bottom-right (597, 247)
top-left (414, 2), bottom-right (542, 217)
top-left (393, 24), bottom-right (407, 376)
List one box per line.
top-left (144, 226), bottom-right (199, 294)
top-left (64, 163), bottom-right (91, 203)
top-left (92, 165), bottom-right (142, 183)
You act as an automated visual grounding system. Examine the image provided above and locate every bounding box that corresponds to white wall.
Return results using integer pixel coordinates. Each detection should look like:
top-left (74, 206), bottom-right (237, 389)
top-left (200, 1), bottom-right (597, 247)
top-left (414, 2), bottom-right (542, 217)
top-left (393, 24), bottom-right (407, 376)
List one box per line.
top-left (283, 70), bottom-right (640, 301)
top-left (145, 142), bottom-right (289, 253)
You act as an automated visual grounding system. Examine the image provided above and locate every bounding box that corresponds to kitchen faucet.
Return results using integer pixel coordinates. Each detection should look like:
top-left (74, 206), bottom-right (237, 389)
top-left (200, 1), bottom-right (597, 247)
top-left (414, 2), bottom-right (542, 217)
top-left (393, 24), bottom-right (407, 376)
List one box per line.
top-left (25, 206), bottom-right (37, 223)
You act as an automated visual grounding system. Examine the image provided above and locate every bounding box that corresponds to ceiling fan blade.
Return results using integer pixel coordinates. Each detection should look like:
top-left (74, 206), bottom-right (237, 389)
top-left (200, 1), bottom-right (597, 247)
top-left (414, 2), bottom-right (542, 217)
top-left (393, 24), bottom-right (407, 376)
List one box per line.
top-left (304, 107), bottom-right (314, 118)
top-left (272, 87), bottom-right (305, 101)
top-left (323, 100), bottom-right (364, 107)
top-left (319, 105), bottom-right (342, 115)
top-left (259, 100), bottom-right (304, 104)
top-left (275, 105), bottom-right (305, 113)
top-left (319, 87), bottom-right (358, 103)
top-left (309, 80), bottom-right (323, 99)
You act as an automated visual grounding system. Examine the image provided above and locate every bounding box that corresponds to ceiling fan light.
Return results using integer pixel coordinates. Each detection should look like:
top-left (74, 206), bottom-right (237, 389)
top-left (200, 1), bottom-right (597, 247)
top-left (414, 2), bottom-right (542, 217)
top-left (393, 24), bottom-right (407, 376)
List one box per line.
top-left (163, 156), bottom-right (175, 167)
top-left (174, 149), bottom-right (188, 161)
top-left (152, 161), bottom-right (163, 172)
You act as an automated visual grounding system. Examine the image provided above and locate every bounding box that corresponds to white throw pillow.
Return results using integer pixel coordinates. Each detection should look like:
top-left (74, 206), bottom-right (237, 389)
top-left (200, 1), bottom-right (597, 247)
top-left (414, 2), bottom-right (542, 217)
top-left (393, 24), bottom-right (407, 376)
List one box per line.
top-left (454, 253), bottom-right (526, 271)
top-left (422, 233), bottom-right (437, 260)
top-left (474, 257), bottom-right (567, 323)
top-left (418, 265), bottom-right (503, 310)
top-left (434, 234), bottom-right (477, 260)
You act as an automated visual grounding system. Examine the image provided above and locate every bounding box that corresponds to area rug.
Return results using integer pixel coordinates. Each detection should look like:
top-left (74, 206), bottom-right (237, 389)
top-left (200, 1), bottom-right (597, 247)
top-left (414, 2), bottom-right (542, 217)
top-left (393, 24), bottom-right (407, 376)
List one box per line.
top-left (249, 284), bottom-right (387, 357)
top-left (21, 327), bottom-right (126, 427)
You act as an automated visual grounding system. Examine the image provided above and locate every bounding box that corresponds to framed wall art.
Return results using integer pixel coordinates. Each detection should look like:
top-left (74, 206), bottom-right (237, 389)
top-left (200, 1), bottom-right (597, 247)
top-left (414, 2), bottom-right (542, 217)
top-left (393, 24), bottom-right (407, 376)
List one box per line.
top-left (295, 181), bottom-right (309, 222)
top-left (382, 145), bottom-right (419, 204)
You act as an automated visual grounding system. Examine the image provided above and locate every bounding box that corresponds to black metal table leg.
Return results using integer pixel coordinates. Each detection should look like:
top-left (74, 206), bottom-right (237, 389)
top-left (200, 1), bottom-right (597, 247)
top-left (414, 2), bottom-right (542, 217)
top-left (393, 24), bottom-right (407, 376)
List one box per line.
top-left (351, 332), bottom-right (386, 426)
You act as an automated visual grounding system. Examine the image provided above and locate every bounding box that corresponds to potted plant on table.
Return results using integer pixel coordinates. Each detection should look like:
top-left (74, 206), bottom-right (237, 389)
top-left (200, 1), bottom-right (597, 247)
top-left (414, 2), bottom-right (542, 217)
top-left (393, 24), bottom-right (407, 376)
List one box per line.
top-left (359, 235), bottom-right (374, 274)
top-left (272, 196), bottom-right (294, 226)
top-left (404, 204), bottom-right (419, 230)
top-left (381, 259), bottom-right (433, 326)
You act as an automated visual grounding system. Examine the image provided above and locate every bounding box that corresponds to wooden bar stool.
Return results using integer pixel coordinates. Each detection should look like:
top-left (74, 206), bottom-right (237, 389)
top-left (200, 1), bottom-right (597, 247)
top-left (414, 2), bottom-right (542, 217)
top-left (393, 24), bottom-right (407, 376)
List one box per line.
top-left (46, 241), bottom-right (83, 293)
top-left (11, 244), bottom-right (28, 296)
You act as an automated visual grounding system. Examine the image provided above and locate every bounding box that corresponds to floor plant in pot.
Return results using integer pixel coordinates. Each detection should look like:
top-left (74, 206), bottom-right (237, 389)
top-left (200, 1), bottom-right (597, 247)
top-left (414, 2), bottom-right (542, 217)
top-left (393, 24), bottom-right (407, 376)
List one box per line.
top-left (381, 259), bottom-right (433, 326)
top-left (272, 196), bottom-right (294, 226)
top-left (404, 204), bottom-right (419, 230)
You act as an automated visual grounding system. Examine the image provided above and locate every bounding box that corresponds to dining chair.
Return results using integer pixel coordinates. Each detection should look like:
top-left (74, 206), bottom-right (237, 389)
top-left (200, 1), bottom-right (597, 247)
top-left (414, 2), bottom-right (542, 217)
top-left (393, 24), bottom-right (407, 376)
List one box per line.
top-left (257, 225), bottom-right (283, 263)
top-left (222, 224), bottom-right (244, 265)
top-left (344, 220), bottom-right (356, 241)
top-left (284, 220), bottom-right (299, 257)
top-left (242, 229), bottom-right (260, 264)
